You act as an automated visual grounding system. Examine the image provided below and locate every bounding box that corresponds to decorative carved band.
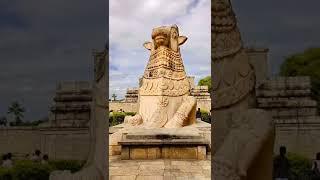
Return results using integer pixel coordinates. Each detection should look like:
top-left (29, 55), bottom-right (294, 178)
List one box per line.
top-left (139, 78), bottom-right (190, 96)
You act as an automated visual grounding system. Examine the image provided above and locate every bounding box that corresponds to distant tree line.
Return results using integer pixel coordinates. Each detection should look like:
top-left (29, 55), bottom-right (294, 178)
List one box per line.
top-left (0, 101), bottom-right (48, 127)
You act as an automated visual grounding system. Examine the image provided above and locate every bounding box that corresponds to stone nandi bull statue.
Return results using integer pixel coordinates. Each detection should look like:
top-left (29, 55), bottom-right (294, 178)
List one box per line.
top-left (109, 25), bottom-right (200, 156)
top-left (124, 24), bottom-right (197, 128)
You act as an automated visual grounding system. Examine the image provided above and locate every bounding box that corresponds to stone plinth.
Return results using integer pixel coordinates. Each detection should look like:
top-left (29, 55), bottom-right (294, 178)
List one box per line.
top-left (118, 128), bottom-right (209, 160)
top-left (109, 120), bottom-right (211, 156)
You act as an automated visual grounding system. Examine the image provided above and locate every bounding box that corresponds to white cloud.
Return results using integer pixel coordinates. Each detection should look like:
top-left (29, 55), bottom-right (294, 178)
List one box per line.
top-left (109, 0), bottom-right (211, 99)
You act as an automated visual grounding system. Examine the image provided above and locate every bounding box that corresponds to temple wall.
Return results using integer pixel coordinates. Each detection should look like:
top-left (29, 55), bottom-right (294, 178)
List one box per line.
top-left (109, 102), bottom-right (138, 112)
top-left (275, 123), bottom-right (320, 158)
top-left (0, 127), bottom-right (90, 160)
top-left (256, 76), bottom-right (320, 159)
top-left (246, 47), bottom-right (320, 159)
top-left (197, 99), bottom-right (211, 112)
top-left (109, 100), bottom-right (211, 112)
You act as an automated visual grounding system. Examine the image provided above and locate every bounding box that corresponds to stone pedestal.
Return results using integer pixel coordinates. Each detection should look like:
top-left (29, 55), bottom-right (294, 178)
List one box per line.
top-left (118, 128), bottom-right (209, 160)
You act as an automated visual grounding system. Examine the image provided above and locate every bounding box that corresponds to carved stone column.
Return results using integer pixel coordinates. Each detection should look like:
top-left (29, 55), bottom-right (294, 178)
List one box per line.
top-left (50, 49), bottom-right (107, 180)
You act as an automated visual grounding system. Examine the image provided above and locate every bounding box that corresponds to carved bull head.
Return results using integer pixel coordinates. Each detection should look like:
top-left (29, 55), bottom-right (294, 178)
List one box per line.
top-left (143, 24), bottom-right (187, 52)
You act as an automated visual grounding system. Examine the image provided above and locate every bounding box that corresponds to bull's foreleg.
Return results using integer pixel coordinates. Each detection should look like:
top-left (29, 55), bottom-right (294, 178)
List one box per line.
top-left (124, 114), bottom-right (143, 126)
top-left (164, 96), bottom-right (197, 128)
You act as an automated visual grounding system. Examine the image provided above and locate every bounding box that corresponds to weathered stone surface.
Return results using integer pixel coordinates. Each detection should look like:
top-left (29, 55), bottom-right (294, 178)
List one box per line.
top-left (110, 175), bottom-right (136, 180)
top-left (124, 88), bottom-right (139, 103)
top-left (212, 0), bottom-right (274, 180)
top-left (117, 125), bottom-right (209, 160)
top-left (130, 148), bottom-right (148, 159)
top-left (49, 81), bottom-right (92, 127)
top-left (0, 127), bottom-right (90, 161)
top-left (50, 49), bottom-right (108, 180)
top-left (109, 155), bottom-right (211, 180)
top-left (258, 76), bottom-right (311, 90)
top-left (256, 76), bottom-right (320, 158)
top-left (197, 146), bottom-right (206, 160)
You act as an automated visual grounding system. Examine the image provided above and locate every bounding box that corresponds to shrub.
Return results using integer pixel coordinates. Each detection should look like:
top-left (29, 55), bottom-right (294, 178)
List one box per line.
top-left (200, 110), bottom-right (211, 123)
top-left (0, 159), bottom-right (84, 180)
top-left (13, 160), bottom-right (53, 180)
top-left (0, 168), bottom-right (12, 180)
top-left (49, 160), bottom-right (85, 173)
top-left (109, 112), bottom-right (136, 127)
top-left (287, 152), bottom-right (312, 179)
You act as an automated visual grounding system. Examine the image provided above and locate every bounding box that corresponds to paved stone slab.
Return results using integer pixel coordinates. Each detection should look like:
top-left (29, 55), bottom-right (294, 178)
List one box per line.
top-left (109, 155), bottom-right (211, 179)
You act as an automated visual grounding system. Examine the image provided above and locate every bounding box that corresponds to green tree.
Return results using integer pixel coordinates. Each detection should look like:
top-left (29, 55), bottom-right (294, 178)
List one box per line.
top-left (112, 93), bottom-right (117, 101)
top-left (198, 76), bottom-right (212, 95)
top-left (7, 101), bottom-right (25, 126)
top-left (280, 48), bottom-right (320, 111)
top-left (0, 116), bottom-right (7, 126)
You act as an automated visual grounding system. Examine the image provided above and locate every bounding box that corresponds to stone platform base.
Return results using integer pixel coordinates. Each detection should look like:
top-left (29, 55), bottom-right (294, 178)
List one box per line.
top-left (121, 145), bottom-right (207, 160)
top-left (119, 128), bottom-right (209, 160)
top-left (109, 120), bottom-right (211, 157)
top-left (109, 155), bottom-right (211, 180)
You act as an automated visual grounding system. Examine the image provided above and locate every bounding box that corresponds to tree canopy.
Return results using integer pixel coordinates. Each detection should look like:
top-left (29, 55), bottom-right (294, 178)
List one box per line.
top-left (198, 76), bottom-right (212, 92)
top-left (280, 48), bottom-right (320, 111)
top-left (7, 101), bottom-right (25, 126)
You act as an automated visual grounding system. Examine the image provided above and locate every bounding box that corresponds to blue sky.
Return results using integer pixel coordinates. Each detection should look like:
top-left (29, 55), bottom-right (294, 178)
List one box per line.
top-left (109, 0), bottom-right (211, 99)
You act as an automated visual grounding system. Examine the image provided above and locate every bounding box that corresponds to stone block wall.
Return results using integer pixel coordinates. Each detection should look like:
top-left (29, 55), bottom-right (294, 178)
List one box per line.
top-left (0, 127), bottom-right (91, 160)
top-left (49, 81), bottom-right (92, 127)
top-left (124, 88), bottom-right (139, 103)
top-left (109, 102), bottom-right (138, 112)
top-left (256, 76), bottom-right (320, 158)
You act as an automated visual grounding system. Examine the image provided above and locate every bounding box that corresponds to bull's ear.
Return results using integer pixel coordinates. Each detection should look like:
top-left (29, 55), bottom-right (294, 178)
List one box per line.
top-left (178, 36), bottom-right (188, 46)
top-left (143, 42), bottom-right (152, 50)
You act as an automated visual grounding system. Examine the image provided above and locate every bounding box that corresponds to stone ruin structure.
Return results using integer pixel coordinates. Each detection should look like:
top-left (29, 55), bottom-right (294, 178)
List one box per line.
top-left (124, 88), bottom-right (138, 103)
top-left (191, 86), bottom-right (211, 101)
top-left (109, 25), bottom-right (211, 160)
top-left (256, 76), bottom-right (320, 157)
top-left (49, 81), bottom-right (92, 127)
top-left (212, 0), bottom-right (274, 179)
